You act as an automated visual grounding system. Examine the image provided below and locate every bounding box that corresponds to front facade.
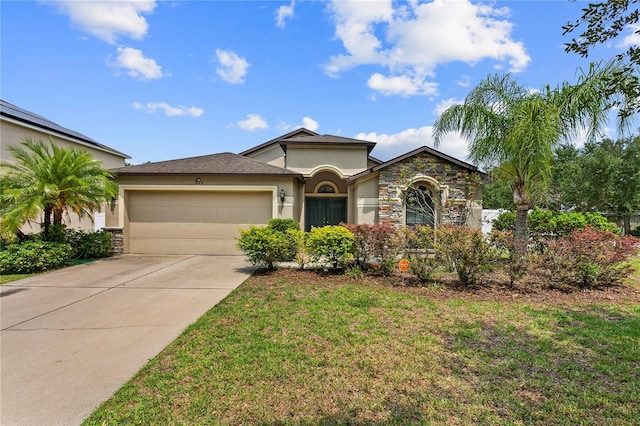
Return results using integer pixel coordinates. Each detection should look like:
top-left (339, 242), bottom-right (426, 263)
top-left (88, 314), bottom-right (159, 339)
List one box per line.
top-left (0, 100), bottom-right (129, 231)
top-left (109, 128), bottom-right (484, 255)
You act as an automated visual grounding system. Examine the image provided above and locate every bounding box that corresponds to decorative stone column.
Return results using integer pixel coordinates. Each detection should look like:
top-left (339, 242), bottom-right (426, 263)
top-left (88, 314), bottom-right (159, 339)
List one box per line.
top-left (102, 227), bottom-right (124, 255)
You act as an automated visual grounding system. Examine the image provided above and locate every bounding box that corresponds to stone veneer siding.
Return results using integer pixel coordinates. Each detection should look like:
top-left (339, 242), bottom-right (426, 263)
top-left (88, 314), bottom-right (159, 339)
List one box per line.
top-left (103, 227), bottom-right (124, 255)
top-left (377, 154), bottom-right (478, 228)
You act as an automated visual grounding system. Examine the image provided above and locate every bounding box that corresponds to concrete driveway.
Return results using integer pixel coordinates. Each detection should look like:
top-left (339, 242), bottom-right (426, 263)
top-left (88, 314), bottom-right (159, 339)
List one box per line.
top-left (0, 254), bottom-right (253, 426)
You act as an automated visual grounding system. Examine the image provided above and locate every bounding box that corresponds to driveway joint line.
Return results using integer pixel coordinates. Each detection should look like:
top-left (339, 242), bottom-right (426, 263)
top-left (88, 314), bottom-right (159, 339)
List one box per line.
top-left (1, 255), bottom-right (198, 331)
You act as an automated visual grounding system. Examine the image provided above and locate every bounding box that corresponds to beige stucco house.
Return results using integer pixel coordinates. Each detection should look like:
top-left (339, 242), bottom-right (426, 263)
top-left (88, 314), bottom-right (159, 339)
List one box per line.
top-left (109, 128), bottom-right (485, 255)
top-left (0, 100), bottom-right (129, 231)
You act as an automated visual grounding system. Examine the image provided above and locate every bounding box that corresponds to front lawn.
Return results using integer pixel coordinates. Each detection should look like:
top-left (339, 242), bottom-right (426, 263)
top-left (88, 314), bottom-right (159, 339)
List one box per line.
top-left (85, 263), bottom-right (640, 425)
top-left (0, 274), bottom-right (36, 284)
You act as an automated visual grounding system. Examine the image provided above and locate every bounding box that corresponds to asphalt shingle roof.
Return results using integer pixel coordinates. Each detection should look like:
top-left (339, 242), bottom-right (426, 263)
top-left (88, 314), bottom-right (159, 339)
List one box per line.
top-left (0, 99), bottom-right (129, 158)
top-left (113, 152), bottom-right (304, 177)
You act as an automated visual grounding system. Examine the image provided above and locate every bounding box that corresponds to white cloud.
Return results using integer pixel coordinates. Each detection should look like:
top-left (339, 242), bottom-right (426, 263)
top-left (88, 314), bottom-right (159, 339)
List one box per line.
top-left (48, 0), bottom-right (156, 44)
top-left (356, 126), bottom-right (469, 161)
top-left (112, 47), bottom-right (164, 81)
top-left (276, 1), bottom-right (295, 29)
top-left (237, 114), bottom-right (268, 131)
top-left (278, 116), bottom-right (320, 132)
top-left (616, 23), bottom-right (640, 49)
top-left (434, 97), bottom-right (462, 116)
top-left (367, 73), bottom-right (438, 96)
top-left (326, 0), bottom-right (530, 97)
top-left (456, 75), bottom-right (471, 88)
top-left (215, 49), bottom-right (250, 84)
top-left (301, 116), bottom-right (319, 131)
top-left (132, 102), bottom-right (204, 117)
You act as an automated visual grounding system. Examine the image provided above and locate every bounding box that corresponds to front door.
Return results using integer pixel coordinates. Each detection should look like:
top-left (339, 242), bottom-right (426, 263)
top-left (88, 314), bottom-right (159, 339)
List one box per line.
top-left (305, 197), bottom-right (347, 231)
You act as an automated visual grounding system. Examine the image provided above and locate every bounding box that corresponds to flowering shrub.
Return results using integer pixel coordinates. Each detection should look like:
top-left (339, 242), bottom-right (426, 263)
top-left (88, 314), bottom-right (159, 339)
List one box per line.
top-left (489, 230), bottom-right (528, 286)
top-left (536, 227), bottom-right (639, 288)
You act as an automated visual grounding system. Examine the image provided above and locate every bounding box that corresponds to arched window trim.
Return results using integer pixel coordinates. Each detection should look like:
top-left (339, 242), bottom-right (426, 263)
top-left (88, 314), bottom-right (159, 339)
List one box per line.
top-left (404, 181), bottom-right (438, 228)
top-left (314, 181), bottom-right (339, 194)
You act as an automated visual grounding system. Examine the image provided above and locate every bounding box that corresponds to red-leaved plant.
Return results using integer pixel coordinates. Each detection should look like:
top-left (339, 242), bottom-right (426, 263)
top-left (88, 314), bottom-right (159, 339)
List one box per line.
top-left (538, 227), bottom-right (639, 289)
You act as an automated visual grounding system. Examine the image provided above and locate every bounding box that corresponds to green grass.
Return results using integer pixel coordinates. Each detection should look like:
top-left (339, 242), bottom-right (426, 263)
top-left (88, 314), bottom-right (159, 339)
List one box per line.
top-left (85, 268), bottom-right (640, 425)
top-left (0, 274), bottom-right (36, 284)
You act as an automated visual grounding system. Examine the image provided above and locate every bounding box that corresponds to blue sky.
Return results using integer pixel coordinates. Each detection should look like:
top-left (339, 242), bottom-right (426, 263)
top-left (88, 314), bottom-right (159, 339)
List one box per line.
top-left (2, 0), bottom-right (637, 165)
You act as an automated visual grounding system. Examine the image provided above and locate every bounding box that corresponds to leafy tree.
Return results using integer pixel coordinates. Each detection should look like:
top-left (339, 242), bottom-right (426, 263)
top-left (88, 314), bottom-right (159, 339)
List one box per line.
top-left (482, 172), bottom-right (515, 209)
top-left (554, 135), bottom-right (640, 234)
top-left (0, 137), bottom-right (118, 237)
top-left (433, 67), bottom-right (619, 252)
top-left (563, 0), bottom-right (640, 120)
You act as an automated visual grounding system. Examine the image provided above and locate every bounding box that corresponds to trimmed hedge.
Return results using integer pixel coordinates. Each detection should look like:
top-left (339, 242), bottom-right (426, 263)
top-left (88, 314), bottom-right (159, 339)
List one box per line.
top-left (0, 241), bottom-right (73, 274)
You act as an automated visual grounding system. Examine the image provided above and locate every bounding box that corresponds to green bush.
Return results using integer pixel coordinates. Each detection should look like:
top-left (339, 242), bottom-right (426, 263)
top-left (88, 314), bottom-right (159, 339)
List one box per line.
top-left (489, 230), bottom-right (528, 286)
top-left (435, 225), bottom-right (494, 285)
top-left (306, 225), bottom-right (355, 269)
top-left (630, 225), bottom-right (640, 237)
top-left (0, 241), bottom-right (73, 274)
top-left (81, 230), bottom-right (113, 258)
top-left (236, 226), bottom-right (291, 270)
top-left (267, 218), bottom-right (300, 233)
top-left (492, 210), bottom-right (516, 231)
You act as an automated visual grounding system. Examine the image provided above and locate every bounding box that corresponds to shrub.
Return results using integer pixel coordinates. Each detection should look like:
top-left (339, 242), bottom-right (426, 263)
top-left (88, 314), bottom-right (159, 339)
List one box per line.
top-left (631, 225), bottom-right (640, 237)
top-left (306, 225), bottom-right (355, 269)
top-left (492, 210), bottom-right (515, 232)
top-left (343, 224), bottom-right (399, 275)
top-left (267, 219), bottom-right (300, 260)
top-left (48, 229), bottom-right (113, 259)
top-left (287, 229), bottom-right (308, 269)
top-left (81, 230), bottom-right (113, 258)
top-left (489, 230), bottom-right (528, 286)
top-left (0, 241), bottom-right (73, 274)
top-left (537, 227), bottom-right (639, 289)
top-left (236, 226), bottom-right (291, 271)
top-left (267, 218), bottom-right (300, 233)
top-left (435, 225), bottom-right (493, 285)
top-left (399, 225), bottom-right (437, 282)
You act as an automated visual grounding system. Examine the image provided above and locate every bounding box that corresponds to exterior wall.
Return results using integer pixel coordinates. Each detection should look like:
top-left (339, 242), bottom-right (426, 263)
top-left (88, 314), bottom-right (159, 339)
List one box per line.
top-left (1, 120), bottom-right (126, 169)
top-left (285, 146), bottom-right (368, 177)
top-left (1, 119), bottom-right (127, 233)
top-left (242, 143), bottom-right (285, 168)
top-left (376, 154), bottom-right (483, 229)
top-left (350, 173), bottom-right (379, 225)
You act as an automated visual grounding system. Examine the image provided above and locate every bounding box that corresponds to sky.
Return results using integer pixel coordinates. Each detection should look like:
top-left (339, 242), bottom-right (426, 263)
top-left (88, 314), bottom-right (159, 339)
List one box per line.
top-left (1, 0), bottom-right (638, 165)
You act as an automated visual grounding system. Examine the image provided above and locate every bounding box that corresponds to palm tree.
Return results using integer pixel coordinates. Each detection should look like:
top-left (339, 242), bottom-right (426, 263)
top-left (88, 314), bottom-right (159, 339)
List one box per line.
top-left (0, 137), bottom-right (118, 237)
top-left (433, 65), bottom-right (625, 251)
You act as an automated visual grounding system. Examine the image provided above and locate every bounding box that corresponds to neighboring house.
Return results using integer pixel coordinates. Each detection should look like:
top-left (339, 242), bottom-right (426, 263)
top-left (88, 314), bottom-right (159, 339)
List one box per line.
top-left (0, 99), bottom-right (129, 231)
top-left (109, 128), bottom-right (485, 255)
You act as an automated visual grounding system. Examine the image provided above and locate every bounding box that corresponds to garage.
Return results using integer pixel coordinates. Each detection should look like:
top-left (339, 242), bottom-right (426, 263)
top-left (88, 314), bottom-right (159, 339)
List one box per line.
top-left (127, 190), bottom-right (273, 255)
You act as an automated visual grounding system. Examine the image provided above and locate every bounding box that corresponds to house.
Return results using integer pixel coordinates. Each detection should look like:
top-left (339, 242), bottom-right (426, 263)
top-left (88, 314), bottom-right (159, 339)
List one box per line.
top-left (0, 99), bottom-right (129, 231)
top-left (108, 128), bottom-right (484, 255)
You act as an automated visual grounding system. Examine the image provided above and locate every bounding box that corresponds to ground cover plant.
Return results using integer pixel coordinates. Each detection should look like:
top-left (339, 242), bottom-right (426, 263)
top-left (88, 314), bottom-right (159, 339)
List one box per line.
top-left (85, 261), bottom-right (640, 425)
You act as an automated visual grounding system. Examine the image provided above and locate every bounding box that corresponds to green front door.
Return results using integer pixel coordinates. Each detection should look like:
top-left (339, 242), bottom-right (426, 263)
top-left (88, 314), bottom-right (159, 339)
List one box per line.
top-left (305, 197), bottom-right (347, 231)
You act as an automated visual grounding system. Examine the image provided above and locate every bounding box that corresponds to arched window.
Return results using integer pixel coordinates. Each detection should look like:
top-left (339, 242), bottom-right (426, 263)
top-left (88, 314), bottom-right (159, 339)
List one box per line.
top-left (317, 184), bottom-right (336, 193)
top-left (406, 185), bottom-right (435, 227)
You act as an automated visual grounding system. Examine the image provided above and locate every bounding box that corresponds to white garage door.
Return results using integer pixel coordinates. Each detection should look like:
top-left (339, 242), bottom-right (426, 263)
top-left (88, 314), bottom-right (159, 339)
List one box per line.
top-left (128, 190), bottom-right (272, 255)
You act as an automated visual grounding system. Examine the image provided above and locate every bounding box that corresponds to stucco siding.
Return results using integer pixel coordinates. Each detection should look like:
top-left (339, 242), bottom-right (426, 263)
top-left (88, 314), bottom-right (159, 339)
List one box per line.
top-left (285, 146), bottom-right (368, 176)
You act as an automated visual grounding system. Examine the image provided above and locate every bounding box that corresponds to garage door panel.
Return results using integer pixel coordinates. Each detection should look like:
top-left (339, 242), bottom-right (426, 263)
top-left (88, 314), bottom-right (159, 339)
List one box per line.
top-left (127, 190), bottom-right (273, 255)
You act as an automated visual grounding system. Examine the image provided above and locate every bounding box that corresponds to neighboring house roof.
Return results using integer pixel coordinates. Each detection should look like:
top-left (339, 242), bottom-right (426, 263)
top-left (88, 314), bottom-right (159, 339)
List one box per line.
top-left (238, 127), bottom-right (319, 156)
top-left (348, 145), bottom-right (488, 183)
top-left (279, 134), bottom-right (376, 154)
top-left (367, 155), bottom-right (383, 165)
top-left (113, 152), bottom-right (305, 180)
top-left (0, 99), bottom-right (129, 159)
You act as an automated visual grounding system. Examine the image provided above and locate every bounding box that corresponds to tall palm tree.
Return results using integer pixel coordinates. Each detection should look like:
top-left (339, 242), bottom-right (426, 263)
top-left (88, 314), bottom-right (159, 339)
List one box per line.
top-left (433, 65), bottom-right (624, 251)
top-left (0, 137), bottom-right (118, 237)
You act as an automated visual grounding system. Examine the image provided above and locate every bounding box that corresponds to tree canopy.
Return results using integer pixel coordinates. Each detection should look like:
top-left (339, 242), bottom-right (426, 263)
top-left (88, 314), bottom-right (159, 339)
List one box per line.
top-left (0, 138), bottom-right (118, 237)
top-left (563, 0), bottom-right (640, 121)
top-left (433, 66), bottom-right (617, 250)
